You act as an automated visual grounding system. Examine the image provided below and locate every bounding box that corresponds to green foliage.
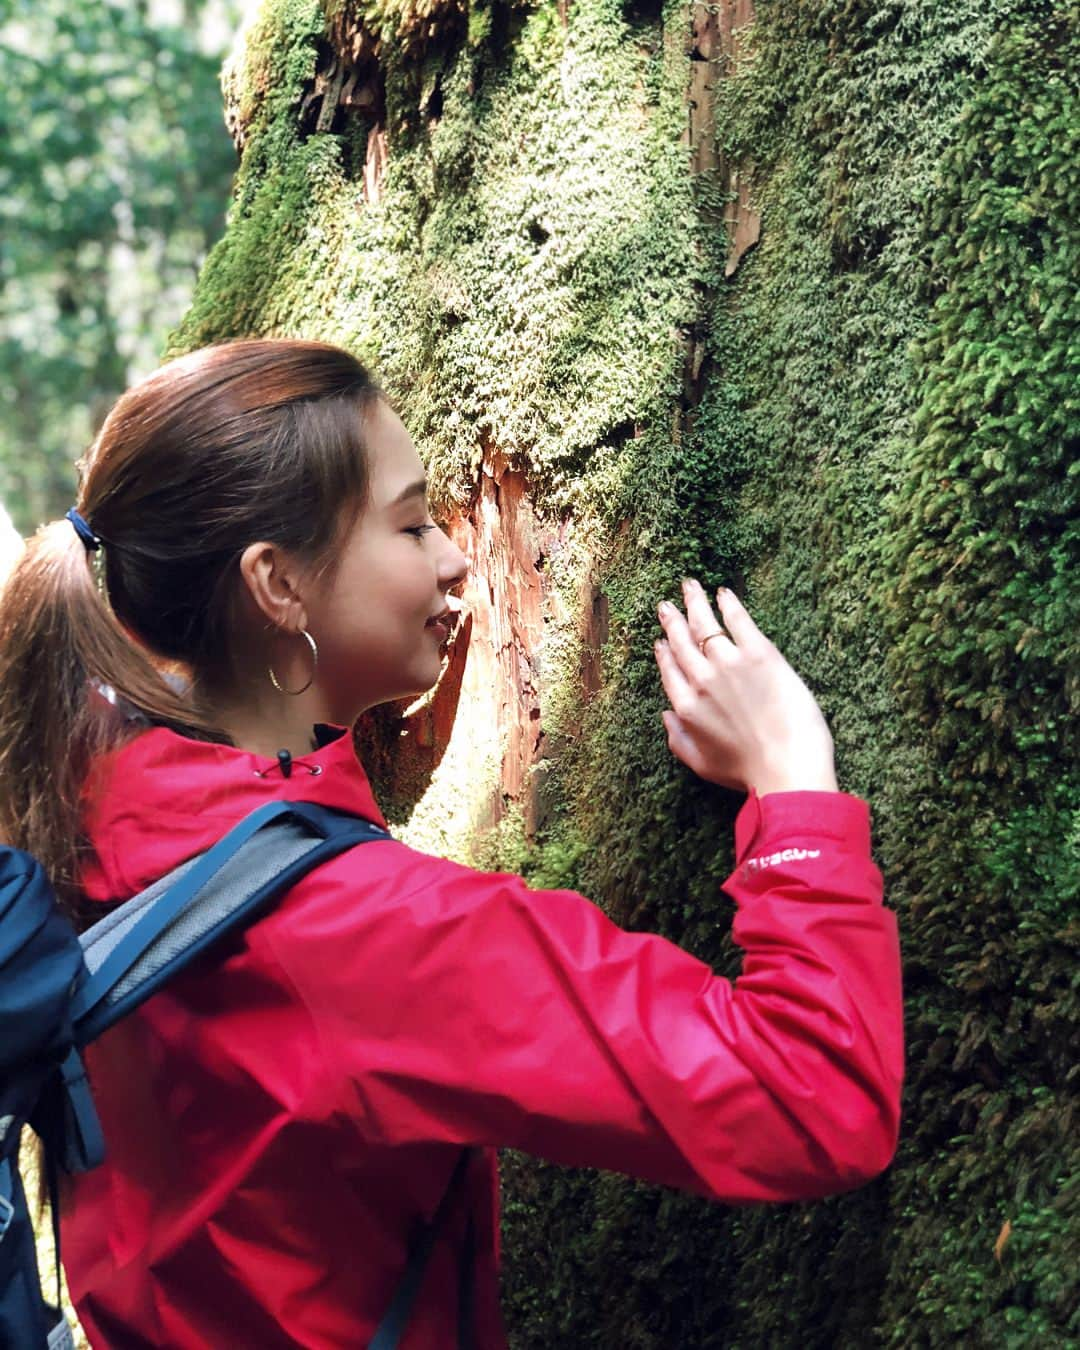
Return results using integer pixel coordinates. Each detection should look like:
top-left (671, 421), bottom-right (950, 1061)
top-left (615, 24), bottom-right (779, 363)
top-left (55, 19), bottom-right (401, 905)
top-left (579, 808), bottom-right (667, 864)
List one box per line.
top-left (0, 0), bottom-right (241, 532)
top-left (174, 0), bottom-right (1078, 1342)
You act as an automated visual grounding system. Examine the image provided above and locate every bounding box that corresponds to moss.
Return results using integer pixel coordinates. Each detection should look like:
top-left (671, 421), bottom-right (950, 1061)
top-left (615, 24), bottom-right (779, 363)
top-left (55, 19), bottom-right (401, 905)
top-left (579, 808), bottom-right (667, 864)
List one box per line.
top-left (220, 0), bottom-right (327, 146)
top-left (173, 0), bottom-right (1078, 1341)
top-left (688, 4), bottom-right (1078, 1344)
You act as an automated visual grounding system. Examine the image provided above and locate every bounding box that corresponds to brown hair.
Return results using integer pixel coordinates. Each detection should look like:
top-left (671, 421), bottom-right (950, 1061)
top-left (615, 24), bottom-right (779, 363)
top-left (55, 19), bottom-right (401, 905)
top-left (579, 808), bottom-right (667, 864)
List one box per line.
top-left (0, 338), bottom-right (380, 918)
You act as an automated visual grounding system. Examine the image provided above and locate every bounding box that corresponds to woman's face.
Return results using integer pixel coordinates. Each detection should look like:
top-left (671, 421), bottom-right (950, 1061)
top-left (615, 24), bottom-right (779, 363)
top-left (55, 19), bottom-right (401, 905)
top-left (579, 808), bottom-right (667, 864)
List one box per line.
top-left (304, 399), bottom-right (468, 719)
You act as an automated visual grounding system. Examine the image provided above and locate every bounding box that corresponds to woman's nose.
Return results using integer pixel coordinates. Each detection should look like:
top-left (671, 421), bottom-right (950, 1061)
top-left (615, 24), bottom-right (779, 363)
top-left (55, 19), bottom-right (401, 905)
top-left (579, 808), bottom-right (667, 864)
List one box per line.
top-left (440, 532), bottom-right (469, 591)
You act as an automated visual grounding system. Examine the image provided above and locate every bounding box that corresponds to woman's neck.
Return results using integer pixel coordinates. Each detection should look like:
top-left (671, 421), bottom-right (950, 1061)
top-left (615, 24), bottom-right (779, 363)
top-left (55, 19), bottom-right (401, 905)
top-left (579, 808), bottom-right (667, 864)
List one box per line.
top-left (207, 679), bottom-right (334, 761)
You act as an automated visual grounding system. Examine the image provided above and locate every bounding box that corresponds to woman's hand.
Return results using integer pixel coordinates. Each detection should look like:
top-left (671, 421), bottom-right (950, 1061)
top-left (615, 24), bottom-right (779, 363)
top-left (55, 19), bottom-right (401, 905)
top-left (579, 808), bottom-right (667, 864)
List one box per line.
top-left (654, 579), bottom-right (839, 796)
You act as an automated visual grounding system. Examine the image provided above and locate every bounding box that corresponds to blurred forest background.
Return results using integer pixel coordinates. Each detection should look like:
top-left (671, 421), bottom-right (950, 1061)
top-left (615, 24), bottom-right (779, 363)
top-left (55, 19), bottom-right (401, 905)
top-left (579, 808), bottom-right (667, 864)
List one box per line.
top-left (0, 0), bottom-right (243, 535)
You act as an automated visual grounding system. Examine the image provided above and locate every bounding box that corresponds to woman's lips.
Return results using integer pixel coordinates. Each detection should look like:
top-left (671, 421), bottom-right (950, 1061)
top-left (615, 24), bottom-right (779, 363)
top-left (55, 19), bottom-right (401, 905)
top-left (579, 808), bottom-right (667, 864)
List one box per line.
top-left (425, 597), bottom-right (464, 642)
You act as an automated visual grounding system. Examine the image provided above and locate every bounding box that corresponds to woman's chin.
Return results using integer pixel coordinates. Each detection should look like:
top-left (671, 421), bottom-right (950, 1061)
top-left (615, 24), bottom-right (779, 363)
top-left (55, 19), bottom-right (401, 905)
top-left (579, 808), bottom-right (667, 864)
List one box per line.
top-left (375, 669), bottom-right (442, 708)
top-left (348, 649), bottom-right (446, 715)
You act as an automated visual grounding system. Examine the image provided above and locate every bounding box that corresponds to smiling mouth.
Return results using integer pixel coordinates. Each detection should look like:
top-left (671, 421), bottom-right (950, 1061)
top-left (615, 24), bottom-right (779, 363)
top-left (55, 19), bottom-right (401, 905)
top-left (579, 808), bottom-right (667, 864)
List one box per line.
top-left (425, 613), bottom-right (459, 643)
top-left (425, 596), bottom-right (464, 636)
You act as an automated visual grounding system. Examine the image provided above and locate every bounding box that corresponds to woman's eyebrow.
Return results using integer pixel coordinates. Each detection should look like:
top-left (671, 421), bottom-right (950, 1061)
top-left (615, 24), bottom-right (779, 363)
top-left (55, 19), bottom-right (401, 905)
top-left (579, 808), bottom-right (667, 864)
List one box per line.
top-left (390, 479), bottom-right (428, 506)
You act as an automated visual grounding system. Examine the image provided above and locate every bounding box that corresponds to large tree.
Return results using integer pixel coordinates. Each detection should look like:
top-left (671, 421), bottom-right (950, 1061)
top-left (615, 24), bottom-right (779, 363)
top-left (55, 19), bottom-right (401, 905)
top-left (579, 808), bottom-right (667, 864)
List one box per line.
top-left (175, 0), bottom-right (1075, 1342)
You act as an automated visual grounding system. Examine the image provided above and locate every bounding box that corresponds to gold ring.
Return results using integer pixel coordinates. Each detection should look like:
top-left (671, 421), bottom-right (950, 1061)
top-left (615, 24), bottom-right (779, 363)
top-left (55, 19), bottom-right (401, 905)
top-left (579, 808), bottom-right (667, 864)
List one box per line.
top-left (698, 630), bottom-right (727, 655)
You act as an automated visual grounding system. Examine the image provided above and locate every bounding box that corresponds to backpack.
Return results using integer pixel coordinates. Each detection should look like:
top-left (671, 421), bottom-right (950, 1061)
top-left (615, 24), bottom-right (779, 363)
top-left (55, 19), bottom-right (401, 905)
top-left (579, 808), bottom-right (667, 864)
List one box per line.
top-left (0, 799), bottom-right (475, 1350)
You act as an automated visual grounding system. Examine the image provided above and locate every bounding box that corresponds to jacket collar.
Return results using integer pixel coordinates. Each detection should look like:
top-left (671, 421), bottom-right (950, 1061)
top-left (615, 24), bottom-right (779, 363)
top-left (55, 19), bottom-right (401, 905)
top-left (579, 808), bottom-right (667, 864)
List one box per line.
top-left (80, 724), bottom-right (388, 903)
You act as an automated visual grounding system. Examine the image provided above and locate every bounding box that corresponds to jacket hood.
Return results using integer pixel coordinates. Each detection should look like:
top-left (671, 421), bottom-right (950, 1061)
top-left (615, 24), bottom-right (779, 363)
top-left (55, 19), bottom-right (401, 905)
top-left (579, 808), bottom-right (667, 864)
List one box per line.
top-left (80, 723), bottom-right (388, 904)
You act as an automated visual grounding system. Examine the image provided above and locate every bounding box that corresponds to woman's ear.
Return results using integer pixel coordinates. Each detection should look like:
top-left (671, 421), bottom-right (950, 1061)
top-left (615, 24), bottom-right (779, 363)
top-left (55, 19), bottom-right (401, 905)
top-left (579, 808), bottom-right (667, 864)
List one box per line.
top-left (238, 541), bottom-right (309, 634)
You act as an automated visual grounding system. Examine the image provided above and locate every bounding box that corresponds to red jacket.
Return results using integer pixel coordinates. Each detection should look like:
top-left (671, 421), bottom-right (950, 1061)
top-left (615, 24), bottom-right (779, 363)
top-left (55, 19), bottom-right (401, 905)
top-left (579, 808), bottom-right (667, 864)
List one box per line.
top-left (64, 724), bottom-right (904, 1349)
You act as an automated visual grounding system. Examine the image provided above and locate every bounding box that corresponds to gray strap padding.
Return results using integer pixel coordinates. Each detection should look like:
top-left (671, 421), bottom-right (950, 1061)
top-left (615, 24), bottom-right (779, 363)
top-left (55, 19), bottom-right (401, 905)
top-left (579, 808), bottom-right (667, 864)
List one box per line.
top-left (79, 821), bottom-right (323, 1006)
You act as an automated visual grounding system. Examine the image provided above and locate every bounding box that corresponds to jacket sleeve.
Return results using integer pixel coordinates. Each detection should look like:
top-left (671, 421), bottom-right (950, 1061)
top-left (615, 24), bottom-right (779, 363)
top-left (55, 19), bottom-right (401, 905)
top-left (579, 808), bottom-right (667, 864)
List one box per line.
top-left (268, 789), bottom-right (904, 1205)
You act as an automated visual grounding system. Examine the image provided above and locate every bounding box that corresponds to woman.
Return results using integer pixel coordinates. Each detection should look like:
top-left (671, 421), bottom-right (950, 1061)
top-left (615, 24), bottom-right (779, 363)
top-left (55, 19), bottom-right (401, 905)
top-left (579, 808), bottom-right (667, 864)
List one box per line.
top-left (0, 339), bottom-right (903, 1348)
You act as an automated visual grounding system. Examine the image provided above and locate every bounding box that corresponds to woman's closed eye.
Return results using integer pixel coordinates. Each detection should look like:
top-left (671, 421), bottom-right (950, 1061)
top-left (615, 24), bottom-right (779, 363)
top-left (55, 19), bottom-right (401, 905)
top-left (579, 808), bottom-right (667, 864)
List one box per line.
top-left (404, 524), bottom-right (437, 540)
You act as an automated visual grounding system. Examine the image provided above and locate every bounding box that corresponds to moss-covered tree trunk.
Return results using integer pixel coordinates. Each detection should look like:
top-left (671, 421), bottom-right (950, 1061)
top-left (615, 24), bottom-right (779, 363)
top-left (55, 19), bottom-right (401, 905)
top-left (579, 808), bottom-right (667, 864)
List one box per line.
top-left (172, 0), bottom-right (1077, 1342)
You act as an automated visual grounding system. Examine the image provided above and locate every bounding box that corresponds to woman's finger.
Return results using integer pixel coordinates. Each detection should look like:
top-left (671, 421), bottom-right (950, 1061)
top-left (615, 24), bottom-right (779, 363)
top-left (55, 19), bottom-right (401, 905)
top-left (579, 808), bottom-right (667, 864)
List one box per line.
top-left (662, 709), bottom-right (739, 789)
top-left (715, 587), bottom-right (769, 653)
top-left (661, 710), bottom-right (708, 776)
top-left (658, 601), bottom-right (713, 687)
top-left (683, 578), bottom-right (737, 663)
top-left (654, 638), bottom-right (695, 717)
top-left (682, 578), bottom-right (721, 641)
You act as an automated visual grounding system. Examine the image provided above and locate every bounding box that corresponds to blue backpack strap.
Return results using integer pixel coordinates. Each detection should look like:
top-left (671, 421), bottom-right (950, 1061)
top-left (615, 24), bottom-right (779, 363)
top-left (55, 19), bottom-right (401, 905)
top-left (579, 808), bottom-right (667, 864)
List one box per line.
top-left (457, 1207), bottom-right (477, 1349)
top-left (59, 802), bottom-right (475, 1349)
top-left (70, 799), bottom-right (294, 1029)
top-left (370, 1147), bottom-right (478, 1350)
top-left (45, 1048), bottom-right (106, 1174)
top-left (72, 802), bottom-right (388, 1044)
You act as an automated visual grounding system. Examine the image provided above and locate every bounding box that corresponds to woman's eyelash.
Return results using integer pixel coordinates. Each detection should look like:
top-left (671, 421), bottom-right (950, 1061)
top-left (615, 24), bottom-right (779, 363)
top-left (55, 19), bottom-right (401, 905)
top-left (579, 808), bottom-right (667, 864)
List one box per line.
top-left (405, 524), bottom-right (437, 539)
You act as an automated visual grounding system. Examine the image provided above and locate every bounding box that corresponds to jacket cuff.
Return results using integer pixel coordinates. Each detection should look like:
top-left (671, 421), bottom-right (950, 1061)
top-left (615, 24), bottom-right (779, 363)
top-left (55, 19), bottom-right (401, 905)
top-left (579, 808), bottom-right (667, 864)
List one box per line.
top-left (733, 789), bottom-right (872, 865)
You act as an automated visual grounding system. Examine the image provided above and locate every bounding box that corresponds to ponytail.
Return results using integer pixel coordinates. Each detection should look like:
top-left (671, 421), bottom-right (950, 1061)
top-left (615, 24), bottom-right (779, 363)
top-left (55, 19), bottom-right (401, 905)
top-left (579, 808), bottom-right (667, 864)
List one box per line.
top-left (0, 338), bottom-right (377, 922)
top-left (0, 517), bottom-right (223, 922)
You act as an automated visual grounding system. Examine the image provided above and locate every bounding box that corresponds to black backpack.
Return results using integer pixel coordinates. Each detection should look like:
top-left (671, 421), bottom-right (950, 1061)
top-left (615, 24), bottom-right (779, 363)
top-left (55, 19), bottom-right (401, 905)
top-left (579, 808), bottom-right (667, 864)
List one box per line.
top-left (0, 799), bottom-right (475, 1350)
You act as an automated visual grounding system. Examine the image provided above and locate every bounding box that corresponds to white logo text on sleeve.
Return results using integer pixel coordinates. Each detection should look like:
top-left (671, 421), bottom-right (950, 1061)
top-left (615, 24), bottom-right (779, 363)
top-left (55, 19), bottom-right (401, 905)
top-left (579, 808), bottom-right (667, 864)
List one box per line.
top-left (742, 847), bottom-right (821, 879)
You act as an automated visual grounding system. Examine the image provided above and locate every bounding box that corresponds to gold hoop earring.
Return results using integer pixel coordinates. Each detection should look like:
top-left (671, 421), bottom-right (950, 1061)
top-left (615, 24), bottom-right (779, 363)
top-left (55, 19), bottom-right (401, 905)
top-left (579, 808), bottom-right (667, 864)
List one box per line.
top-left (268, 628), bottom-right (318, 696)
